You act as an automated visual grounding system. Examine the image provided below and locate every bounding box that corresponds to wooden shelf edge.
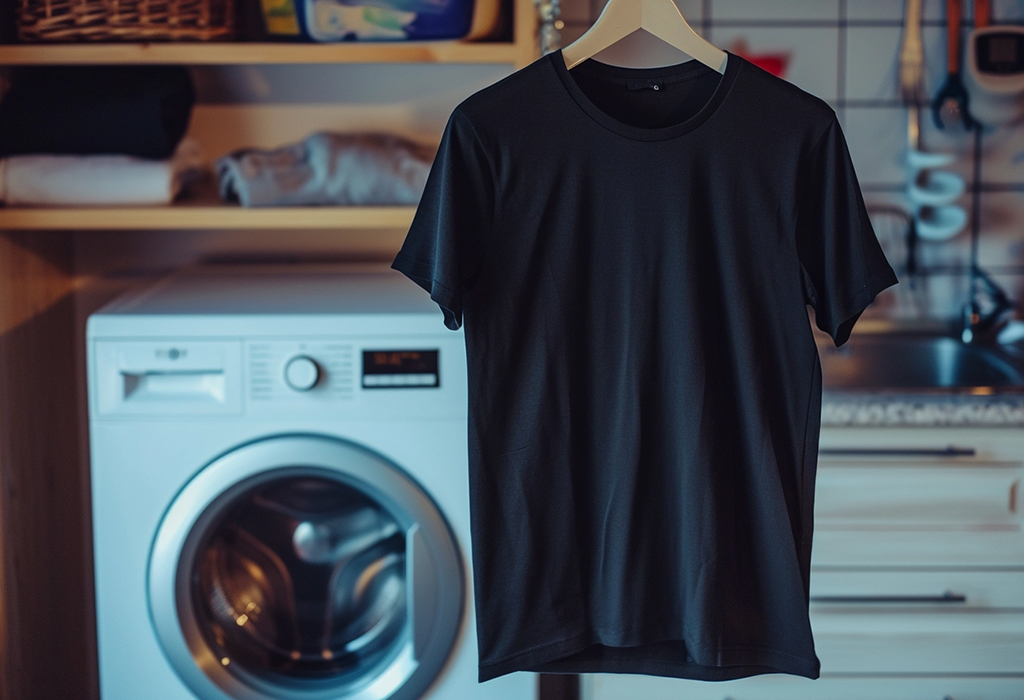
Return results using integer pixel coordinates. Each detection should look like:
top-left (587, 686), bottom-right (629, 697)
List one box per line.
top-left (0, 40), bottom-right (527, 66)
top-left (0, 205), bottom-right (417, 230)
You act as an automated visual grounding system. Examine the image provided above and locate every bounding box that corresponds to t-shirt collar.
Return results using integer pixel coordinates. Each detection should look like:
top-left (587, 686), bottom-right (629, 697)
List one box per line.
top-left (548, 47), bottom-right (743, 142)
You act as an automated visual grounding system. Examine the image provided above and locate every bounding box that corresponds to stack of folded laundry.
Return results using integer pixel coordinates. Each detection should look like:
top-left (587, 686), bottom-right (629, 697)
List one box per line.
top-left (0, 66), bottom-right (205, 206)
top-left (215, 131), bottom-right (434, 207)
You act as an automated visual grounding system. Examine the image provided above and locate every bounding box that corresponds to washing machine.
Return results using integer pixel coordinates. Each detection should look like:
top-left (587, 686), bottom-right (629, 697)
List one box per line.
top-left (86, 264), bottom-right (535, 700)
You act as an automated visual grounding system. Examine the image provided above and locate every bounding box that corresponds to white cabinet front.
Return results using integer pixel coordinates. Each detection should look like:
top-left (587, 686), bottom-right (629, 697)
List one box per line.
top-left (583, 674), bottom-right (1024, 700)
top-left (812, 610), bottom-right (1024, 673)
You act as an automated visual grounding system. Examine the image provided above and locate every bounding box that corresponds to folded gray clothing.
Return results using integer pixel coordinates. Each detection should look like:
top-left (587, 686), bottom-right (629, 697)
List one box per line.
top-left (215, 132), bottom-right (435, 207)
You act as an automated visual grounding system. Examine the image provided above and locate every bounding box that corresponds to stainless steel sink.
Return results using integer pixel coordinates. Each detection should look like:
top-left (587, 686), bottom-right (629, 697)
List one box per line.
top-left (819, 331), bottom-right (1024, 393)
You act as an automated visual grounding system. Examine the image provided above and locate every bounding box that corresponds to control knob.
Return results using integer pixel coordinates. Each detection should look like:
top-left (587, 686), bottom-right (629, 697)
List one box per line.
top-left (284, 355), bottom-right (320, 391)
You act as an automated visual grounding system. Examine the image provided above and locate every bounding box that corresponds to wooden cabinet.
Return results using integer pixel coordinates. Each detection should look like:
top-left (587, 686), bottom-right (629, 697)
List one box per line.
top-left (0, 1), bottom-right (538, 232)
top-left (583, 425), bottom-right (1024, 700)
top-left (0, 7), bottom-right (538, 698)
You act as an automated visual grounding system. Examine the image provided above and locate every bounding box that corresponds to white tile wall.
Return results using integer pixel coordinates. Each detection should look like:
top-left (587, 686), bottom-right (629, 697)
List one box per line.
top-left (559, 0), bottom-right (1024, 321)
top-left (845, 25), bottom-right (903, 101)
top-left (844, 25), bottom-right (947, 102)
top-left (711, 0), bottom-right (838, 22)
top-left (975, 122), bottom-right (1024, 183)
top-left (965, 191), bottom-right (1024, 266)
top-left (993, 0), bottom-right (1024, 22)
top-left (841, 107), bottom-right (910, 184)
top-left (846, 0), bottom-right (954, 22)
top-left (844, 0), bottom-right (1023, 24)
top-left (918, 110), bottom-right (976, 164)
top-left (710, 25), bottom-right (840, 100)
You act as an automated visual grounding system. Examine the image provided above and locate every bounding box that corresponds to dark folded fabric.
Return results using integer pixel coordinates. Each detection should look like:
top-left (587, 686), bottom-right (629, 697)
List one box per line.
top-left (0, 65), bottom-right (194, 159)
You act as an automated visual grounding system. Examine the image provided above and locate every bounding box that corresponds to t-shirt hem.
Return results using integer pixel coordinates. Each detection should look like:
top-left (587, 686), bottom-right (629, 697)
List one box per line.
top-left (478, 631), bottom-right (591, 682)
top-left (478, 634), bottom-right (821, 683)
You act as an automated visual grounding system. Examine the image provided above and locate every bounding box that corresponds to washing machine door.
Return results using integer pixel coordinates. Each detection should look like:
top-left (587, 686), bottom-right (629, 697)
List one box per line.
top-left (149, 434), bottom-right (464, 700)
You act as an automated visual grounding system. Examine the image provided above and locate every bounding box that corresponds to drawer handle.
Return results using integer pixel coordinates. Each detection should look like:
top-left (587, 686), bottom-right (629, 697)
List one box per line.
top-left (818, 446), bottom-right (976, 457)
top-left (810, 591), bottom-right (967, 604)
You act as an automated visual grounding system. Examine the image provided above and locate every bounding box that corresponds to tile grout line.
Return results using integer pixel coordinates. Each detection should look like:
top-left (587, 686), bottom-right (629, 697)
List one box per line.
top-left (569, 1), bottom-right (1022, 192)
top-left (837, 0), bottom-right (847, 123)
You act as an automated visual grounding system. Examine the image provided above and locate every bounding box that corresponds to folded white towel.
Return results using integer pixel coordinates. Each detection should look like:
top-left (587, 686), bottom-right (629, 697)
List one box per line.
top-left (0, 138), bottom-right (205, 206)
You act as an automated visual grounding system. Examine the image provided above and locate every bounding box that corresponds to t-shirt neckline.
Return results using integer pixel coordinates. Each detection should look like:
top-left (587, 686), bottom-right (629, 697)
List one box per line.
top-left (548, 48), bottom-right (743, 142)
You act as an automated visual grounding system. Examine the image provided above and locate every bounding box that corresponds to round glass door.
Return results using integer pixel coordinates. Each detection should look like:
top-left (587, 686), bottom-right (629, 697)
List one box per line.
top-left (149, 435), bottom-right (464, 700)
top-left (193, 475), bottom-right (407, 683)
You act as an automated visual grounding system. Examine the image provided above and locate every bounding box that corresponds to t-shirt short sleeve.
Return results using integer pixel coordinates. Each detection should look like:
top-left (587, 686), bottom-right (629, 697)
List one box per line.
top-left (391, 107), bottom-right (494, 331)
top-left (795, 114), bottom-right (899, 347)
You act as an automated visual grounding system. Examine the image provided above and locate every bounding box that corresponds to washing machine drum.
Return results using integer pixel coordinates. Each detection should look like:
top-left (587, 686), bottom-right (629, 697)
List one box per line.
top-left (197, 476), bottom-right (407, 678)
top-left (149, 435), bottom-right (464, 700)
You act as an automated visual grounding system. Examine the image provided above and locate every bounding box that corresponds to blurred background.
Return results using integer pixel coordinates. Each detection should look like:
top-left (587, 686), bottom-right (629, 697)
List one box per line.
top-left (1, 1), bottom-right (1024, 700)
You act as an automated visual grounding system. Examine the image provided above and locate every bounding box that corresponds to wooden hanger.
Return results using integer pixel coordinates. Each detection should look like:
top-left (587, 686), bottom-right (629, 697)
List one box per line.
top-left (561, 0), bottom-right (728, 73)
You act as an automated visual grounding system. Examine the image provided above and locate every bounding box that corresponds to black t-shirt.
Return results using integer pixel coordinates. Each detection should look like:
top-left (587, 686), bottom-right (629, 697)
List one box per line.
top-left (391, 48), bottom-right (898, 683)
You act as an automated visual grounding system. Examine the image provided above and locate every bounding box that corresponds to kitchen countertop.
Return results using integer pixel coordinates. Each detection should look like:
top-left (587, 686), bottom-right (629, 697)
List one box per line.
top-left (821, 391), bottom-right (1024, 427)
top-left (815, 319), bottom-right (1024, 427)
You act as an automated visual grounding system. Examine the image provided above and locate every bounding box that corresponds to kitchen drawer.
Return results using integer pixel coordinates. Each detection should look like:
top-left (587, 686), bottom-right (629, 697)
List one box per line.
top-left (809, 570), bottom-right (1024, 609)
top-left (583, 674), bottom-right (1024, 700)
top-left (812, 529), bottom-right (1024, 567)
top-left (815, 460), bottom-right (1021, 525)
top-left (811, 611), bottom-right (1024, 674)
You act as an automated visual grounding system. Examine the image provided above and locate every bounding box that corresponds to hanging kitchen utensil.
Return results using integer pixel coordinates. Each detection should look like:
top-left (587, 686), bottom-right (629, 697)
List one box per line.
top-left (915, 200), bottom-right (969, 240)
top-left (899, 0), bottom-right (925, 106)
top-left (908, 169), bottom-right (967, 207)
top-left (963, 0), bottom-right (1024, 126)
top-left (906, 104), bottom-right (969, 241)
top-left (959, 93), bottom-right (1017, 342)
top-left (901, 1), bottom-right (969, 244)
top-left (933, 0), bottom-right (975, 129)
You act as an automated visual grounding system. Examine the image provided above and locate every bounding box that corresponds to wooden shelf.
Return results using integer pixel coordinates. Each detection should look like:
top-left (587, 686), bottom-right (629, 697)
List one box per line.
top-left (0, 201), bottom-right (416, 230)
top-left (0, 40), bottom-right (531, 66)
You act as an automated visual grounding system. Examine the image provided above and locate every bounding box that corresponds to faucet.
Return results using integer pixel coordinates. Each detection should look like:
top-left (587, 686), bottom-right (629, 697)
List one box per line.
top-left (960, 127), bottom-right (1017, 344)
top-left (961, 266), bottom-right (1014, 343)
top-left (862, 202), bottom-right (1017, 344)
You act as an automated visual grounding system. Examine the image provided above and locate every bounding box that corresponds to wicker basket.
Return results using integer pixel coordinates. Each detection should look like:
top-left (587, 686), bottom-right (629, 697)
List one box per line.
top-left (17, 0), bottom-right (237, 41)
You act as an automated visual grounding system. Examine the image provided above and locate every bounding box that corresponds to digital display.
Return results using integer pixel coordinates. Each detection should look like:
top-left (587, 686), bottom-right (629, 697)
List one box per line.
top-left (362, 350), bottom-right (439, 389)
top-left (977, 32), bottom-right (1024, 74)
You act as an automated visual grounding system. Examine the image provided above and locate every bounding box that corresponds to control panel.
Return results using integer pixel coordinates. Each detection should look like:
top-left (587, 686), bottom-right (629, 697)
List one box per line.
top-left (243, 335), bottom-right (466, 419)
top-left (248, 341), bottom-right (354, 402)
top-left (93, 335), bottom-right (466, 419)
